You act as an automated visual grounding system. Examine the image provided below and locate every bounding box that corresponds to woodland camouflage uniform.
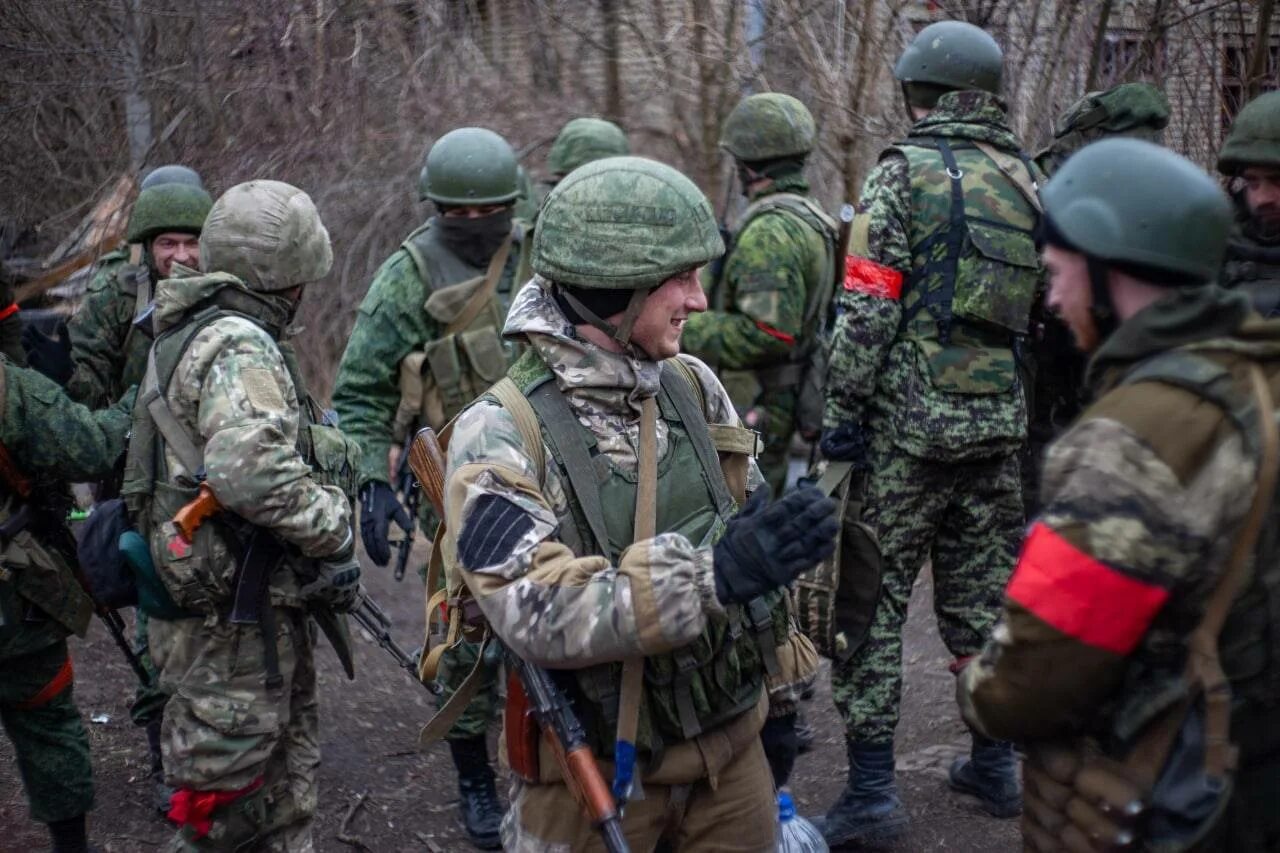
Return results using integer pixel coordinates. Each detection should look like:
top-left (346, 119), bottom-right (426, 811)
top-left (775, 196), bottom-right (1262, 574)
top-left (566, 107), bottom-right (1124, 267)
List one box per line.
top-left (1218, 90), bottom-right (1280, 318)
top-left (0, 362), bottom-right (135, 850)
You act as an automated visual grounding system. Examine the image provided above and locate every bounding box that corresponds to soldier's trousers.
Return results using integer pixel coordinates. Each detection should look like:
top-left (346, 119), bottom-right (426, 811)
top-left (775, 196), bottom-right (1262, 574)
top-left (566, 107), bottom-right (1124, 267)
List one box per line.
top-left (831, 437), bottom-right (1022, 744)
top-left (129, 609), bottom-right (170, 727)
top-left (151, 609), bottom-right (319, 852)
top-left (0, 639), bottom-right (94, 824)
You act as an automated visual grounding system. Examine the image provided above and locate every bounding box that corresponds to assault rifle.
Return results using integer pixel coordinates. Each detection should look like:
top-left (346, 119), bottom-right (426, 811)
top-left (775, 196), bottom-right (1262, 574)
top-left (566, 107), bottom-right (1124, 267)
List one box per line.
top-left (407, 427), bottom-right (629, 853)
top-left (392, 431), bottom-right (420, 582)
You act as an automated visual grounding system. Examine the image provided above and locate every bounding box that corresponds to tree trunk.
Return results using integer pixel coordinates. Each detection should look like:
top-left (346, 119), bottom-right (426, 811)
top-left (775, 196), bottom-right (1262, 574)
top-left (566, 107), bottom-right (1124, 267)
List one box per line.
top-left (1085, 0), bottom-right (1115, 91)
top-left (601, 0), bottom-right (624, 125)
top-left (121, 0), bottom-right (152, 169)
top-left (1245, 0), bottom-right (1276, 99)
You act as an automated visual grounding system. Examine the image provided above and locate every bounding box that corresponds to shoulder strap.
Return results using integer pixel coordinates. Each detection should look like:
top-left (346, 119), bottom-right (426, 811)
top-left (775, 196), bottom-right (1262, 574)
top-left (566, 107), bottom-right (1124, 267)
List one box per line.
top-left (739, 192), bottom-right (838, 237)
top-left (972, 141), bottom-right (1043, 214)
top-left (489, 376), bottom-right (546, 482)
top-left (1122, 352), bottom-right (1260, 455)
top-left (443, 233), bottom-right (515, 337)
top-left (660, 360), bottom-right (737, 518)
top-left (399, 223), bottom-right (433, 285)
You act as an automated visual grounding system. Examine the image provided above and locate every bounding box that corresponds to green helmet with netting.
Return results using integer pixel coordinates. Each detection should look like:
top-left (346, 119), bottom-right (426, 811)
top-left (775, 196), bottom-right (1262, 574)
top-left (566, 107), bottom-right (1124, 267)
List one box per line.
top-left (1043, 138), bottom-right (1231, 282)
top-left (1218, 90), bottom-right (1280, 175)
top-left (534, 156), bottom-right (723, 344)
top-left (1053, 83), bottom-right (1170, 141)
top-left (720, 93), bottom-right (815, 161)
top-left (199, 180), bottom-right (333, 292)
top-left (141, 164), bottom-right (205, 191)
top-left (547, 118), bottom-right (630, 178)
top-left (126, 183), bottom-right (214, 243)
top-left (894, 20), bottom-right (1002, 98)
top-left (418, 127), bottom-right (519, 206)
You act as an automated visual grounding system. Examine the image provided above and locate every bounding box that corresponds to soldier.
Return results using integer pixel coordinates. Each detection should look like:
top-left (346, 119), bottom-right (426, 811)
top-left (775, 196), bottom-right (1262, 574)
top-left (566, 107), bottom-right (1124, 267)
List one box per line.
top-left (1218, 90), bottom-right (1280, 317)
top-left (682, 93), bottom-right (838, 496)
top-left (441, 155), bottom-right (835, 850)
top-left (0, 363), bottom-right (134, 853)
top-left (545, 117), bottom-right (630, 188)
top-left (123, 180), bottom-right (360, 851)
top-left (817, 21), bottom-right (1041, 844)
top-left (332, 127), bottom-right (531, 849)
top-left (1023, 83), bottom-right (1171, 518)
top-left (960, 137), bottom-right (1280, 852)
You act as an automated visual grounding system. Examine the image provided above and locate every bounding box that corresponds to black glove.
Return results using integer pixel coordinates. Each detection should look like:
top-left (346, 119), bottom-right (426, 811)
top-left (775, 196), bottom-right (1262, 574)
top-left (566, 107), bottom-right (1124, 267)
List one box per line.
top-left (819, 422), bottom-right (869, 469)
top-left (359, 480), bottom-right (411, 567)
top-left (712, 486), bottom-right (838, 605)
top-left (760, 713), bottom-right (799, 789)
top-left (22, 322), bottom-right (73, 386)
top-left (301, 553), bottom-right (362, 613)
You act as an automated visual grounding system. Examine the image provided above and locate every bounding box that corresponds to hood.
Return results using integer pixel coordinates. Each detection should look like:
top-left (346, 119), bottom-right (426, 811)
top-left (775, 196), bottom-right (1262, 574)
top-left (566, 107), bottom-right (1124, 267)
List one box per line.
top-left (503, 277), bottom-right (661, 417)
top-left (152, 270), bottom-right (293, 338)
top-left (907, 90), bottom-right (1022, 150)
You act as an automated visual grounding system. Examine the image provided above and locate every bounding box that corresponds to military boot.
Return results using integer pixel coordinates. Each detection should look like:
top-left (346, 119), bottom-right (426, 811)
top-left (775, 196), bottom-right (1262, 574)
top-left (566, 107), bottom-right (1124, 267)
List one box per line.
top-left (448, 736), bottom-right (503, 850)
top-left (47, 814), bottom-right (95, 853)
top-left (145, 719), bottom-right (175, 815)
top-left (812, 740), bottom-right (907, 847)
top-left (948, 734), bottom-right (1022, 818)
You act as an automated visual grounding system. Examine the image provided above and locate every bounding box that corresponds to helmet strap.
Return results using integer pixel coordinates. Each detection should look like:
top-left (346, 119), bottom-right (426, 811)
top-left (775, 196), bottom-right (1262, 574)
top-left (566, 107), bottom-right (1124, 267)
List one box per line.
top-left (1086, 255), bottom-right (1118, 339)
top-left (558, 285), bottom-right (651, 348)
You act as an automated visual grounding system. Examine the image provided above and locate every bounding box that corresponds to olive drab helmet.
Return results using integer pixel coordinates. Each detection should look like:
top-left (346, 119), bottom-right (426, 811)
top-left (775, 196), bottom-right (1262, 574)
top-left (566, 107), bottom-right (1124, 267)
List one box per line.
top-left (1054, 83), bottom-right (1170, 142)
top-left (1044, 138), bottom-right (1231, 282)
top-left (1218, 90), bottom-right (1280, 175)
top-left (419, 127), bottom-right (520, 206)
top-left (199, 180), bottom-right (333, 292)
top-left (894, 20), bottom-right (1003, 96)
top-left (140, 164), bottom-right (205, 191)
top-left (719, 93), bottom-right (816, 162)
top-left (126, 183), bottom-right (214, 243)
top-left (547, 117), bottom-right (630, 179)
top-left (533, 156), bottom-right (723, 344)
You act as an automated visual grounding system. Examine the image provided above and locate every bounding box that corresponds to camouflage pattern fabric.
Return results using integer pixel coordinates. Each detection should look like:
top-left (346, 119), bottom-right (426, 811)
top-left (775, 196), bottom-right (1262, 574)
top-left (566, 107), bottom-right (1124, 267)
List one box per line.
top-left (683, 172), bottom-right (828, 495)
top-left (959, 287), bottom-right (1280, 849)
top-left (1034, 82), bottom-right (1169, 176)
top-left (831, 426), bottom-right (1021, 743)
top-left (0, 641), bottom-right (93, 823)
top-left (67, 246), bottom-right (153, 409)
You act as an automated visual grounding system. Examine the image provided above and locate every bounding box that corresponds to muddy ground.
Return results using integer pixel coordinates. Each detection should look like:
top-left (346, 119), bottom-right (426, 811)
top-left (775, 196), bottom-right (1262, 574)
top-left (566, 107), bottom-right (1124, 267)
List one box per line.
top-left (0, 545), bottom-right (1020, 852)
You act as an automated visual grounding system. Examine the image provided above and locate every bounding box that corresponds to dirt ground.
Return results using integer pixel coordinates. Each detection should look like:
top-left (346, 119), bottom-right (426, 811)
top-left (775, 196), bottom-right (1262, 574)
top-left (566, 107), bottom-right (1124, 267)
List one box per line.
top-left (0, 546), bottom-right (1020, 852)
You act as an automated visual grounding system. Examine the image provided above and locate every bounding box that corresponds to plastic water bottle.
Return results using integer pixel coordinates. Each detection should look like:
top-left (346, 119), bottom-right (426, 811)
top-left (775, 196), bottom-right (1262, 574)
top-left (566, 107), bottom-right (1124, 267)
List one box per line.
top-left (777, 789), bottom-right (828, 853)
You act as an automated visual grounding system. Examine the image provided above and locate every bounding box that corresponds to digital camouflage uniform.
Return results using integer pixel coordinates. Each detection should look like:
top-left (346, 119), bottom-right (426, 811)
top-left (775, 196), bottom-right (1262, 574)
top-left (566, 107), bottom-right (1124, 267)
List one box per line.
top-left (128, 182), bottom-right (355, 852)
top-left (0, 361), bottom-right (134, 843)
top-left (1218, 90), bottom-right (1280, 319)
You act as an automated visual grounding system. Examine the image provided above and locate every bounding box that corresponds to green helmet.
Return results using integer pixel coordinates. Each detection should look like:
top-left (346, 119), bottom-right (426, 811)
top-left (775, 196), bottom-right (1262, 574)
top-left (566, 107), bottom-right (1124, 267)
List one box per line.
top-left (126, 183), bottom-right (214, 243)
top-left (719, 93), bottom-right (815, 162)
top-left (533, 156), bottom-right (723, 290)
top-left (419, 127), bottom-right (519, 206)
top-left (1217, 90), bottom-right (1280, 175)
top-left (199, 180), bottom-right (333, 292)
top-left (547, 118), bottom-right (630, 178)
top-left (894, 21), bottom-right (1002, 96)
top-left (1043, 138), bottom-right (1231, 282)
top-left (140, 164), bottom-right (204, 191)
top-left (1053, 83), bottom-right (1170, 141)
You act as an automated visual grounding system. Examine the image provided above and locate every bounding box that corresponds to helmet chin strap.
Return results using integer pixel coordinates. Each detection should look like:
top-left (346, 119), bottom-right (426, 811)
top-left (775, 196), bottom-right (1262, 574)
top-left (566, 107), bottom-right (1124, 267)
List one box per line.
top-left (557, 286), bottom-right (651, 349)
top-left (1086, 255), bottom-right (1118, 340)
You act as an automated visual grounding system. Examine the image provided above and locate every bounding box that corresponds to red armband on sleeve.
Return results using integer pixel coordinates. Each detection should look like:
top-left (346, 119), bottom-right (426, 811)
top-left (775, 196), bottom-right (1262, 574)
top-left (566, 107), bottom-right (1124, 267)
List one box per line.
top-left (843, 257), bottom-right (904, 300)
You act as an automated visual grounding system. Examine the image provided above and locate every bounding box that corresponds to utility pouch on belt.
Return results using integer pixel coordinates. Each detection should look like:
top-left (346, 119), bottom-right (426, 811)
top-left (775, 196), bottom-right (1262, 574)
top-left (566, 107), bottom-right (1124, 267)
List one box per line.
top-left (1022, 363), bottom-right (1279, 853)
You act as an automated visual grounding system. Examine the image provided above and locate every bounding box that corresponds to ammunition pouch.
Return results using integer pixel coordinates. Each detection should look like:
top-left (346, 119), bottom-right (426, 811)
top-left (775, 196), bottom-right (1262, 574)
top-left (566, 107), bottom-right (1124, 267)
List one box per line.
top-left (0, 509), bottom-right (93, 638)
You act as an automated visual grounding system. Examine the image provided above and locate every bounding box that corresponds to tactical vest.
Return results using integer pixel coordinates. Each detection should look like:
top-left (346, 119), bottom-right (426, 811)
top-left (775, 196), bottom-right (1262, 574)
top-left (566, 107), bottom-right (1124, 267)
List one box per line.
top-left (1222, 239), bottom-right (1280, 319)
top-left (121, 287), bottom-right (360, 614)
top-left (894, 137), bottom-right (1042, 396)
top-left (1113, 350), bottom-right (1280, 762)
top-left (504, 350), bottom-right (788, 762)
top-left (108, 244), bottom-right (156, 396)
top-left (394, 221), bottom-right (530, 439)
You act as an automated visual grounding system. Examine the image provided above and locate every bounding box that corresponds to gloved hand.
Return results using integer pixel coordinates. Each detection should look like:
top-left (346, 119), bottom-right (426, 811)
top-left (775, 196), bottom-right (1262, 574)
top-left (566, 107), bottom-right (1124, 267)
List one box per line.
top-left (819, 422), bottom-right (870, 469)
top-left (760, 713), bottom-right (799, 789)
top-left (21, 322), bottom-right (73, 386)
top-left (302, 552), bottom-right (362, 612)
top-left (712, 486), bottom-right (838, 605)
top-left (359, 480), bottom-right (411, 566)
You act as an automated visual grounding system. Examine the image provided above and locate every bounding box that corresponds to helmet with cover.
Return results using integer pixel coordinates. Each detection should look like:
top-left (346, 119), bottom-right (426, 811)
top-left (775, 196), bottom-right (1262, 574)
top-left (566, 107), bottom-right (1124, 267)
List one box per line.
top-left (126, 183), bottom-right (214, 244)
top-left (199, 180), bottom-right (333, 292)
top-left (1053, 83), bottom-right (1170, 143)
top-left (419, 127), bottom-right (519, 206)
top-left (719, 93), bottom-right (816, 162)
top-left (547, 118), bottom-right (630, 178)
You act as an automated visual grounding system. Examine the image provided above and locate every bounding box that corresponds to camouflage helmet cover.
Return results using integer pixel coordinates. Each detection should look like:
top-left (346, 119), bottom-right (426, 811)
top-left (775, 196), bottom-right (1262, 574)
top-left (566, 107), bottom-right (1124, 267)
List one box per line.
top-left (533, 156), bottom-right (724, 290)
top-left (1053, 83), bottom-right (1170, 140)
top-left (420, 127), bottom-right (519, 205)
top-left (894, 20), bottom-right (1003, 95)
top-left (140, 164), bottom-right (205, 191)
top-left (199, 180), bottom-right (333, 292)
top-left (1043, 138), bottom-right (1231, 282)
top-left (547, 117), bottom-right (630, 177)
top-left (126, 183), bottom-right (214, 243)
top-left (1217, 90), bottom-right (1280, 174)
top-left (719, 92), bottom-right (816, 161)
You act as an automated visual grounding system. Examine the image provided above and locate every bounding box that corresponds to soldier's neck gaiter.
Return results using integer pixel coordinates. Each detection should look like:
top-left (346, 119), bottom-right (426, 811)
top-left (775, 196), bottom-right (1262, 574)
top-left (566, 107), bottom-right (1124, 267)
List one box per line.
top-left (436, 208), bottom-right (514, 268)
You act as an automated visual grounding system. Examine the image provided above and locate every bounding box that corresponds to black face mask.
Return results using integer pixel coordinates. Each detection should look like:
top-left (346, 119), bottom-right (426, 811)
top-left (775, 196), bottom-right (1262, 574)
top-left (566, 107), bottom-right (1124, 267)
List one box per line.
top-left (435, 207), bottom-right (514, 268)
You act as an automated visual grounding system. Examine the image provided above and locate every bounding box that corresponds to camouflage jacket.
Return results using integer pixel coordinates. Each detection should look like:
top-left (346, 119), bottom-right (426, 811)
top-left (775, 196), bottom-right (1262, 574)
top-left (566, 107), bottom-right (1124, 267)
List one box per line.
top-left (683, 174), bottom-right (830, 372)
top-left (144, 272), bottom-right (352, 606)
top-left (1222, 223), bottom-right (1280, 319)
top-left (959, 286), bottom-right (1280, 754)
top-left (825, 91), bottom-right (1040, 461)
top-left (332, 219), bottom-right (528, 488)
top-left (1, 362), bottom-right (134, 657)
top-left (68, 244), bottom-right (154, 408)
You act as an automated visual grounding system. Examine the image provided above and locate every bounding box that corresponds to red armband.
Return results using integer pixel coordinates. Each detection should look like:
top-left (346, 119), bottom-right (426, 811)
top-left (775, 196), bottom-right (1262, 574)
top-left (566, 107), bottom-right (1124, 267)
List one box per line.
top-left (843, 257), bottom-right (904, 300)
top-left (168, 777), bottom-right (264, 838)
top-left (0, 303), bottom-right (18, 321)
top-left (754, 321), bottom-right (796, 346)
